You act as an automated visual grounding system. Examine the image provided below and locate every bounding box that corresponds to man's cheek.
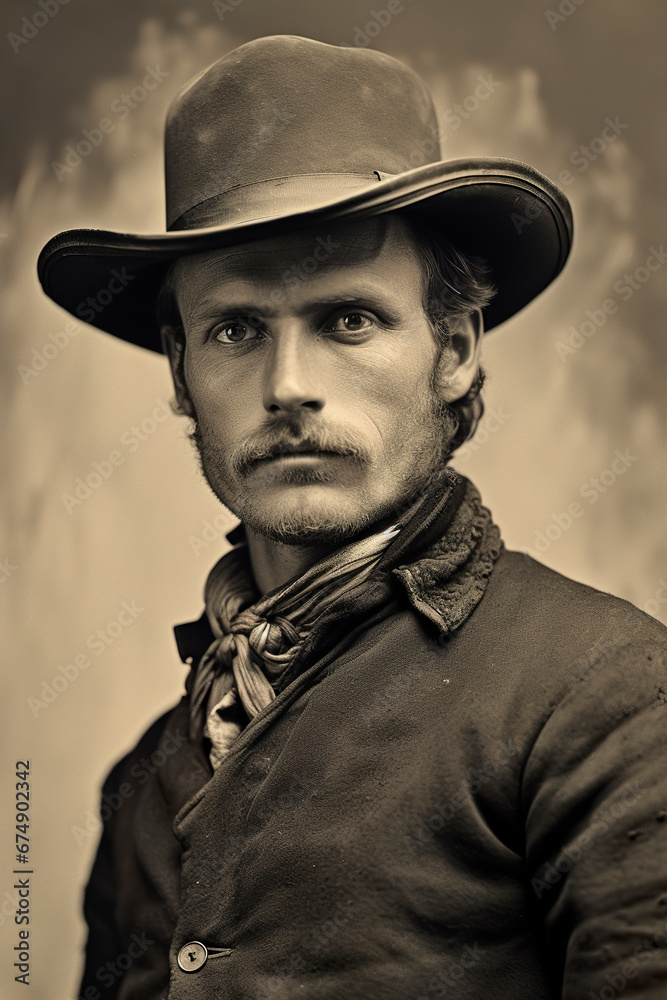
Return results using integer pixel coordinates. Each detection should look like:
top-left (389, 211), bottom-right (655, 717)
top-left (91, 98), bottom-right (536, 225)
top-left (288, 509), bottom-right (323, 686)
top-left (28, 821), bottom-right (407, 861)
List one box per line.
top-left (191, 384), bottom-right (249, 436)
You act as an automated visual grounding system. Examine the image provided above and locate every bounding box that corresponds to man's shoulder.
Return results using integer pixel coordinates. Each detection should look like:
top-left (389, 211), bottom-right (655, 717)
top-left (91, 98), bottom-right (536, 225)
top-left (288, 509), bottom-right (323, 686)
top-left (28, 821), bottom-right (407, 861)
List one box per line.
top-left (406, 538), bottom-right (666, 665)
top-left (466, 546), bottom-right (667, 700)
top-left (490, 547), bottom-right (664, 638)
top-left (100, 699), bottom-right (187, 795)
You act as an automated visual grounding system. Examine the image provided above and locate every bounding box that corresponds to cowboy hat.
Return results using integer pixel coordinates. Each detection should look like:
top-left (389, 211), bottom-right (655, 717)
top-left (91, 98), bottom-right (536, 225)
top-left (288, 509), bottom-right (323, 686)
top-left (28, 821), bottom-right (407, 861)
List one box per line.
top-left (37, 34), bottom-right (573, 353)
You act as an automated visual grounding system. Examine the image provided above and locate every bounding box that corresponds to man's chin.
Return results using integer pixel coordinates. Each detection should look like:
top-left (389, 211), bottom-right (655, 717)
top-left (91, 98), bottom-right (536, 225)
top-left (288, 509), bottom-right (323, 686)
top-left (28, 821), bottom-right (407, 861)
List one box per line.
top-left (244, 521), bottom-right (365, 547)
top-left (223, 474), bottom-right (440, 547)
top-left (228, 492), bottom-right (380, 547)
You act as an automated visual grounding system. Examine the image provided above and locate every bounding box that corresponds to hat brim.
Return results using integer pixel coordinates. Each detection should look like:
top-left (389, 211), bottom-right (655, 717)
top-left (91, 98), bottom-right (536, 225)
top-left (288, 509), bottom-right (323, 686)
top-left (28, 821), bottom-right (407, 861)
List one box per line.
top-left (37, 157), bottom-right (572, 353)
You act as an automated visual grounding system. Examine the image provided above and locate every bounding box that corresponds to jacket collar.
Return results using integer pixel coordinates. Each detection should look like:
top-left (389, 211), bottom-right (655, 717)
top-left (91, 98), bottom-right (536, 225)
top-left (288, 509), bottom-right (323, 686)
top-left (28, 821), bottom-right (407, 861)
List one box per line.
top-left (173, 467), bottom-right (503, 664)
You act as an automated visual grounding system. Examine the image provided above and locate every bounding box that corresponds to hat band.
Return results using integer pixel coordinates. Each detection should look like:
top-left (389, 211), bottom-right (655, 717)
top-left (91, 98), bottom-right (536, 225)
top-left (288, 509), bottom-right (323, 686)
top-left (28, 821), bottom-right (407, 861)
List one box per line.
top-left (168, 171), bottom-right (390, 231)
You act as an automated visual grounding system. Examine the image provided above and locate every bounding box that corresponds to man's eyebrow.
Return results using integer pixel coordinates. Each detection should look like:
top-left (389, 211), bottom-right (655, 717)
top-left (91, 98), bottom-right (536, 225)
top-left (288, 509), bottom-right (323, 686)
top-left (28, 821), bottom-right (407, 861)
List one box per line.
top-left (192, 297), bottom-right (269, 319)
top-left (188, 288), bottom-right (403, 320)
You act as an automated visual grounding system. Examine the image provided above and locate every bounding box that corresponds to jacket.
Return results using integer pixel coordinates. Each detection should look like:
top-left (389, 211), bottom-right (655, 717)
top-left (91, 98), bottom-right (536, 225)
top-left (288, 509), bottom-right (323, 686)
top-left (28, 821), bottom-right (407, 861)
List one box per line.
top-left (78, 471), bottom-right (667, 1000)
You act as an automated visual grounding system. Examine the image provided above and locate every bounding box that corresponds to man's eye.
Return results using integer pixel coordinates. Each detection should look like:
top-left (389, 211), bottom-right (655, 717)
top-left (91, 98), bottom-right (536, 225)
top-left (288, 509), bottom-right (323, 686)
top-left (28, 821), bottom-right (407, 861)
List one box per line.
top-left (213, 321), bottom-right (260, 344)
top-left (326, 312), bottom-right (374, 334)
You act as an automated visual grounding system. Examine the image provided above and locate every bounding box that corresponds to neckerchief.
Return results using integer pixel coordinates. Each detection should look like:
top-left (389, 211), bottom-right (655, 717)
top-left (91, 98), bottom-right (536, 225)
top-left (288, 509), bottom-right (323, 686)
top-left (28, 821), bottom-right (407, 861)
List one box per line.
top-left (187, 467), bottom-right (502, 769)
top-left (189, 493), bottom-right (429, 767)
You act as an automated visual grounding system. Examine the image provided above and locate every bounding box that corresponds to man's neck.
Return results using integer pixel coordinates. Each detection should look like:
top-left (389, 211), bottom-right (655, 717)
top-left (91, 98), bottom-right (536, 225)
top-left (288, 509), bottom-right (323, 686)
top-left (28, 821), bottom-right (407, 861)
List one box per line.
top-left (243, 487), bottom-right (437, 595)
top-left (245, 527), bottom-right (339, 595)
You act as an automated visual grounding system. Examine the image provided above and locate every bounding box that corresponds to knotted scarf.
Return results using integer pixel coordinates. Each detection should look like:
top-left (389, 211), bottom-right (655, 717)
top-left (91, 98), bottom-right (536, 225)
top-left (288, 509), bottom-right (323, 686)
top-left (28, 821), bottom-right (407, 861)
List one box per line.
top-left (189, 511), bottom-right (416, 768)
top-left (187, 467), bottom-right (503, 769)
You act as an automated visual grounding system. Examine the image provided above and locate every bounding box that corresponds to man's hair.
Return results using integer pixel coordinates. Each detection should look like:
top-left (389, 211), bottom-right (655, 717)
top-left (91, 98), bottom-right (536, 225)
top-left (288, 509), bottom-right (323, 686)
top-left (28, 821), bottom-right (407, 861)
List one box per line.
top-left (402, 218), bottom-right (496, 454)
top-left (156, 218), bottom-right (496, 457)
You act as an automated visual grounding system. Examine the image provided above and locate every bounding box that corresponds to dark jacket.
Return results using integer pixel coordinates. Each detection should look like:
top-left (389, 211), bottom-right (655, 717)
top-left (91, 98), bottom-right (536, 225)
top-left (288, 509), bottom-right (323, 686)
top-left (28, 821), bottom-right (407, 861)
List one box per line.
top-left (79, 475), bottom-right (667, 1000)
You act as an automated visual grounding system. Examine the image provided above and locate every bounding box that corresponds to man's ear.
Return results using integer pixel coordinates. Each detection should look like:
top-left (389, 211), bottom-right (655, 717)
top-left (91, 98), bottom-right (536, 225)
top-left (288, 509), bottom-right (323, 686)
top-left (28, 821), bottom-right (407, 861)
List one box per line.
top-left (160, 323), bottom-right (195, 418)
top-left (439, 308), bottom-right (484, 403)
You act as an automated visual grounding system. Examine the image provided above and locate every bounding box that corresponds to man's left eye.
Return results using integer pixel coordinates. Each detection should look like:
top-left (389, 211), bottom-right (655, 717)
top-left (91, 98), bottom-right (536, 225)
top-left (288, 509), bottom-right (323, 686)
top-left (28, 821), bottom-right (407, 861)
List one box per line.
top-left (326, 312), bottom-right (374, 334)
top-left (213, 321), bottom-right (260, 344)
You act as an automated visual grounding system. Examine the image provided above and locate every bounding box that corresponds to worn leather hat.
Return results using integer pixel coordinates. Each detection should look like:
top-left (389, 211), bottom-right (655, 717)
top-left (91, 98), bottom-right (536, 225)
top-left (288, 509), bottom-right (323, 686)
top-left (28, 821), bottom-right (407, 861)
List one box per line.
top-left (37, 34), bottom-right (573, 353)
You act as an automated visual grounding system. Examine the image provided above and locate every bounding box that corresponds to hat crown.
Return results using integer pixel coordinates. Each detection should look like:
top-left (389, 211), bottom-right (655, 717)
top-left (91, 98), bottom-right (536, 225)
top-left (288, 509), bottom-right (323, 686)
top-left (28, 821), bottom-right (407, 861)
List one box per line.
top-left (164, 35), bottom-right (440, 229)
top-left (38, 35), bottom-right (573, 352)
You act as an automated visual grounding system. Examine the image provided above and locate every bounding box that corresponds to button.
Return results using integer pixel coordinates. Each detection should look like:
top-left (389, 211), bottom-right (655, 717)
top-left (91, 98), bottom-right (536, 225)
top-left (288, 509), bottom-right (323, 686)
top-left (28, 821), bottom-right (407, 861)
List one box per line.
top-left (178, 941), bottom-right (208, 972)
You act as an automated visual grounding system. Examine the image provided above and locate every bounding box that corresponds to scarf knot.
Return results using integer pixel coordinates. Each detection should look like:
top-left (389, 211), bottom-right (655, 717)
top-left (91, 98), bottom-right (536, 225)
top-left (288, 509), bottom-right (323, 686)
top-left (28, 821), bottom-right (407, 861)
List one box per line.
top-left (209, 611), bottom-right (302, 674)
top-left (189, 516), bottom-right (405, 767)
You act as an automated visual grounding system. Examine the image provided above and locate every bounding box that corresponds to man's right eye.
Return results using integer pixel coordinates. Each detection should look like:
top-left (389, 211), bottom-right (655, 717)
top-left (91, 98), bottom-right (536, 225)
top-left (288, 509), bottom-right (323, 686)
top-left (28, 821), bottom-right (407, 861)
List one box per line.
top-left (212, 321), bottom-right (261, 344)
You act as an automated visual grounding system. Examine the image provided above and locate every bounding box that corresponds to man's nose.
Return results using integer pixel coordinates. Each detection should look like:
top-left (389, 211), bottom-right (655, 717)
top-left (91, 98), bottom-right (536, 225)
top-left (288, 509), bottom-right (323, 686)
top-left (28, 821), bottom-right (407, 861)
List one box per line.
top-left (262, 328), bottom-right (325, 415)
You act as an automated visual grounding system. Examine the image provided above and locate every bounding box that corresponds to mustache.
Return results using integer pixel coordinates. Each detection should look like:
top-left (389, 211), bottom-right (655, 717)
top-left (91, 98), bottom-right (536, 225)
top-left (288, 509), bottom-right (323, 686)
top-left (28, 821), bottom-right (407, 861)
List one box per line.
top-left (231, 417), bottom-right (371, 478)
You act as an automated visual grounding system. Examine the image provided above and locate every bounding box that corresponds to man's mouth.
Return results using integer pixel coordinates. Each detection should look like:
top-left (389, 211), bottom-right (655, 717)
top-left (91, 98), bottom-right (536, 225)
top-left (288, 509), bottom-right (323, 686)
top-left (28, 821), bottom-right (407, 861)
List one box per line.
top-left (260, 442), bottom-right (340, 463)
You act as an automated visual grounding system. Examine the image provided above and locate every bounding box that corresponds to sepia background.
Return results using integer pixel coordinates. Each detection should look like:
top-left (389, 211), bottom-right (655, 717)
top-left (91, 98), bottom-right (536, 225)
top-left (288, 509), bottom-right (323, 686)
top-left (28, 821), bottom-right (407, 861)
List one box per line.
top-left (1, 0), bottom-right (665, 996)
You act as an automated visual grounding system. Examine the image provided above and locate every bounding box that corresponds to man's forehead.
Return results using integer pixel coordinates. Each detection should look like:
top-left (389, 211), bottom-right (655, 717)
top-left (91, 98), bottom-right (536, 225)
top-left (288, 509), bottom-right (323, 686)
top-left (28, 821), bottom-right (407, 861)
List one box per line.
top-left (171, 214), bottom-right (420, 291)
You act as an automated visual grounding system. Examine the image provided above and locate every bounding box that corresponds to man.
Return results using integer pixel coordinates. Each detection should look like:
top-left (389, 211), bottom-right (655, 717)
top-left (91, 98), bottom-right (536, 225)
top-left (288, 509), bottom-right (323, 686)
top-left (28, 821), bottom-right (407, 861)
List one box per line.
top-left (38, 35), bottom-right (667, 1000)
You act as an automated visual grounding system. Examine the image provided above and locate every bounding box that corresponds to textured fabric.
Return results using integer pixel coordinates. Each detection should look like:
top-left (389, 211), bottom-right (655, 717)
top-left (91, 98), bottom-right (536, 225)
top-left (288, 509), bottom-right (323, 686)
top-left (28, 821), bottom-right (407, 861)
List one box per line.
top-left (78, 471), bottom-right (667, 1000)
top-left (192, 515), bottom-right (404, 768)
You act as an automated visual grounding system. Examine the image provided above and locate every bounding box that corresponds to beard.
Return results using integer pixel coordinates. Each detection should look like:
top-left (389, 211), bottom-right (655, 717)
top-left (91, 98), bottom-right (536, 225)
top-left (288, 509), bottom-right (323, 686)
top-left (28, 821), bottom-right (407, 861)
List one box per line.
top-left (184, 358), bottom-right (460, 546)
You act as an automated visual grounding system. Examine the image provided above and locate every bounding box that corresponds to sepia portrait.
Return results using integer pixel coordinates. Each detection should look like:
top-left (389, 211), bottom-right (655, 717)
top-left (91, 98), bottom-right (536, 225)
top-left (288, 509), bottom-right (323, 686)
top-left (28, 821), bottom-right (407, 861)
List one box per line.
top-left (1, 3), bottom-right (666, 998)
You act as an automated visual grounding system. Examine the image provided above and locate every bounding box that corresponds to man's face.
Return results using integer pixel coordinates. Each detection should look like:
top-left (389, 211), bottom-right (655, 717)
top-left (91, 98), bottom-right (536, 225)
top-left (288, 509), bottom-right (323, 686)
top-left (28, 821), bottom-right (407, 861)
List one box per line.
top-left (164, 216), bottom-right (479, 545)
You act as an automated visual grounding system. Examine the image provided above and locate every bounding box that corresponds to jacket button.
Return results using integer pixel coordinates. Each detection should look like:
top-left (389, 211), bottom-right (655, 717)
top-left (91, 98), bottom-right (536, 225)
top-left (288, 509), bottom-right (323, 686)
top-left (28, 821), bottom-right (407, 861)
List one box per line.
top-left (178, 941), bottom-right (208, 972)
